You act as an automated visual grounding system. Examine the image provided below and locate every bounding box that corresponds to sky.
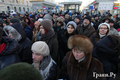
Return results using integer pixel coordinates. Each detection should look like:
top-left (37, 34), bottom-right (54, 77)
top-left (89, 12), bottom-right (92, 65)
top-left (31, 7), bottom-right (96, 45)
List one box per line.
top-left (55, 0), bottom-right (95, 6)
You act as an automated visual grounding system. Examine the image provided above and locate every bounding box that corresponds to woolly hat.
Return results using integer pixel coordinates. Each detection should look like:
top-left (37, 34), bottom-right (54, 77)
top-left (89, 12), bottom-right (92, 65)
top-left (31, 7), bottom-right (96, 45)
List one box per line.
top-left (68, 35), bottom-right (93, 53)
top-left (43, 14), bottom-right (53, 21)
top-left (84, 16), bottom-right (91, 22)
top-left (108, 19), bottom-right (114, 23)
top-left (75, 16), bottom-right (81, 20)
top-left (10, 18), bottom-right (20, 24)
top-left (31, 41), bottom-right (50, 56)
top-left (0, 63), bottom-right (43, 80)
top-left (0, 27), bottom-right (3, 42)
top-left (67, 21), bottom-right (77, 30)
top-left (40, 19), bottom-right (52, 31)
top-left (98, 23), bottom-right (110, 30)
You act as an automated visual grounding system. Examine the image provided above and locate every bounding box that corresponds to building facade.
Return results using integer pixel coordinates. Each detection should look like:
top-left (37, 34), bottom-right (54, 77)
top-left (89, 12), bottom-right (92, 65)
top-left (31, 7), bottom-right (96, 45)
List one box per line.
top-left (30, 0), bottom-right (56, 13)
top-left (0, 0), bottom-right (32, 13)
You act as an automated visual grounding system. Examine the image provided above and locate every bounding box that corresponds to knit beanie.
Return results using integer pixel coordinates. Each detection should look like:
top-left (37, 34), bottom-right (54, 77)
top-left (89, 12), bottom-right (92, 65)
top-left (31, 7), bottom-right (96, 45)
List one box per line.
top-left (75, 16), bottom-right (81, 20)
top-left (98, 23), bottom-right (110, 30)
top-left (0, 27), bottom-right (3, 43)
top-left (84, 16), bottom-right (91, 22)
top-left (31, 41), bottom-right (50, 56)
top-left (10, 18), bottom-right (20, 24)
top-left (43, 14), bottom-right (53, 21)
top-left (40, 19), bottom-right (52, 31)
top-left (0, 63), bottom-right (43, 80)
top-left (67, 21), bottom-right (77, 30)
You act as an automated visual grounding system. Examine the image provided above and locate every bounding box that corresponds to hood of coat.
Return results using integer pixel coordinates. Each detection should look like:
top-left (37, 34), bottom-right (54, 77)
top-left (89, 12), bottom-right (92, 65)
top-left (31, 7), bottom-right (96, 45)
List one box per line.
top-left (0, 37), bottom-right (19, 56)
top-left (3, 23), bottom-right (26, 42)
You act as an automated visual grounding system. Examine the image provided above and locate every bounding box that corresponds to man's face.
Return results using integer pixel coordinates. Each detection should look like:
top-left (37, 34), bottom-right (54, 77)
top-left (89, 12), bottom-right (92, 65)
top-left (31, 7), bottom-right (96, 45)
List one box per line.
top-left (95, 17), bottom-right (98, 20)
top-left (74, 18), bottom-right (80, 23)
top-left (83, 19), bottom-right (90, 27)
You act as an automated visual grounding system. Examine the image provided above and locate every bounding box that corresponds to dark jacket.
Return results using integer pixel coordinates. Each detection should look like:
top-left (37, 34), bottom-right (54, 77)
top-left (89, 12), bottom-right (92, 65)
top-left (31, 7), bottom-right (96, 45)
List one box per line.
top-left (60, 51), bottom-right (106, 80)
top-left (24, 25), bottom-right (32, 40)
top-left (58, 29), bottom-right (75, 68)
top-left (76, 24), bottom-right (95, 38)
top-left (3, 23), bottom-right (33, 64)
top-left (41, 30), bottom-right (58, 63)
top-left (0, 37), bottom-right (20, 70)
top-left (92, 36), bottom-right (120, 74)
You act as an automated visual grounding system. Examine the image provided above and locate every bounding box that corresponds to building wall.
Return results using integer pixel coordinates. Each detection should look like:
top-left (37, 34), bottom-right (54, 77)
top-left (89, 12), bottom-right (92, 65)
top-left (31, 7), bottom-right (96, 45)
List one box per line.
top-left (0, 0), bottom-right (32, 13)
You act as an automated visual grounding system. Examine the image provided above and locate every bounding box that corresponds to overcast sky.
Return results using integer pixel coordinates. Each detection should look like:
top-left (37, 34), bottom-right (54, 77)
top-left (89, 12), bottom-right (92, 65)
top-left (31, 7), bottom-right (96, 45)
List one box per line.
top-left (55, 0), bottom-right (95, 6)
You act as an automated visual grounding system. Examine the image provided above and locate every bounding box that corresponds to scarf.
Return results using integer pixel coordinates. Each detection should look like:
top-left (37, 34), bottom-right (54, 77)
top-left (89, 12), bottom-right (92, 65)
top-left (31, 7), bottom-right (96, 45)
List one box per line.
top-left (99, 33), bottom-right (106, 39)
top-left (78, 55), bottom-right (86, 63)
top-left (0, 43), bottom-right (6, 53)
top-left (41, 30), bottom-right (55, 52)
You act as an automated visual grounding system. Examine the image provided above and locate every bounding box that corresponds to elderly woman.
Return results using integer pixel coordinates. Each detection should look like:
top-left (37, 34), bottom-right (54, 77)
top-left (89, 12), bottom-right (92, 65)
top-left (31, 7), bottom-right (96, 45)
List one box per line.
top-left (31, 41), bottom-right (57, 80)
top-left (89, 23), bottom-right (110, 46)
top-left (60, 35), bottom-right (106, 80)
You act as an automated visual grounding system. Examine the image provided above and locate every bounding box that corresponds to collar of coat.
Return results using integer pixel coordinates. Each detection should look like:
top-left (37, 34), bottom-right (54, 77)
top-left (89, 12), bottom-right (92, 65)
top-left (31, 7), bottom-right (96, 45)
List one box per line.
top-left (68, 51), bottom-right (92, 71)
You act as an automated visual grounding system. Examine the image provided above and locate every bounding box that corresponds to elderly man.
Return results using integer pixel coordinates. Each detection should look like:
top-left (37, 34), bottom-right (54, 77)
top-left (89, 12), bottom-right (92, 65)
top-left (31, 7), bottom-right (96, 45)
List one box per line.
top-left (76, 16), bottom-right (95, 38)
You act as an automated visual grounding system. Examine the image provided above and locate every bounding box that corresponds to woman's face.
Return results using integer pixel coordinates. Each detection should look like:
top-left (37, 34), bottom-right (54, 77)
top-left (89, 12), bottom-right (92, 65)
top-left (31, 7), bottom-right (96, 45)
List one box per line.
top-left (25, 19), bottom-right (29, 23)
top-left (99, 25), bottom-right (108, 35)
top-left (40, 25), bottom-right (45, 34)
top-left (67, 25), bottom-right (75, 34)
top-left (57, 21), bottom-right (62, 26)
top-left (8, 31), bottom-right (14, 39)
top-left (72, 48), bottom-right (85, 60)
top-left (32, 50), bottom-right (44, 63)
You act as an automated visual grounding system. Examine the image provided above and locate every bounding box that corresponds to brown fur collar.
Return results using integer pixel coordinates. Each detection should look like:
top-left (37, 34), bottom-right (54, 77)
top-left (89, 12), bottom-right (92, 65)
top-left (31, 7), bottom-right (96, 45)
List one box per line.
top-left (67, 51), bottom-right (92, 71)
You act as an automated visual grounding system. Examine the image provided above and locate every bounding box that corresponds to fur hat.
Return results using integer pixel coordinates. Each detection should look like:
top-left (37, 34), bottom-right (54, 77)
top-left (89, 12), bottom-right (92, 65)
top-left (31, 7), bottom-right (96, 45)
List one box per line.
top-left (10, 18), bottom-right (20, 24)
top-left (31, 41), bottom-right (50, 56)
top-left (98, 23), bottom-right (110, 30)
top-left (68, 35), bottom-right (93, 53)
top-left (0, 27), bottom-right (3, 42)
top-left (84, 16), bottom-right (91, 22)
top-left (0, 63), bottom-right (43, 80)
top-left (66, 21), bottom-right (77, 30)
top-left (40, 19), bottom-right (52, 31)
top-left (43, 14), bottom-right (53, 21)
top-left (57, 16), bottom-right (65, 23)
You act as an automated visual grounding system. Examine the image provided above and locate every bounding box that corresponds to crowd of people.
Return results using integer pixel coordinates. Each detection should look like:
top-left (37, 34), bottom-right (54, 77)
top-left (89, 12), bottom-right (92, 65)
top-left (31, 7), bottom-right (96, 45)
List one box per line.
top-left (0, 10), bottom-right (120, 80)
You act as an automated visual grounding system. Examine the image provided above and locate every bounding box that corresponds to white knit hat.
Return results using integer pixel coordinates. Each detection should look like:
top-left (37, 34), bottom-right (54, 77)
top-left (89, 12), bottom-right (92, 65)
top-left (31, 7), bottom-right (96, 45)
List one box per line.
top-left (31, 41), bottom-right (50, 56)
top-left (98, 23), bottom-right (110, 30)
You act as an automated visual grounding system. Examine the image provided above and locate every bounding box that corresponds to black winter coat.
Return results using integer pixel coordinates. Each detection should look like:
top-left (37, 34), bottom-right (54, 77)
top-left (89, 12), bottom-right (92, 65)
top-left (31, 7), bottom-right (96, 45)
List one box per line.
top-left (0, 37), bottom-right (20, 70)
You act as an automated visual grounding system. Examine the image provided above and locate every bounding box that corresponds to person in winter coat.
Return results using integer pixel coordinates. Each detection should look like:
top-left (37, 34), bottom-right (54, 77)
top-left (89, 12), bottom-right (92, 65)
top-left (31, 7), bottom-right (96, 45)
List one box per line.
top-left (21, 21), bottom-right (32, 40)
top-left (32, 21), bottom-right (40, 43)
top-left (53, 16), bottom-right (66, 33)
top-left (32, 41), bottom-right (57, 80)
top-left (0, 19), bottom-right (6, 36)
top-left (92, 35), bottom-right (120, 80)
top-left (0, 27), bottom-right (20, 70)
top-left (76, 16), bottom-right (95, 38)
top-left (74, 15), bottom-right (82, 25)
top-left (3, 23), bottom-right (33, 64)
top-left (89, 23), bottom-right (110, 46)
top-left (59, 35), bottom-right (106, 80)
top-left (108, 19), bottom-right (119, 36)
top-left (58, 21), bottom-right (77, 68)
top-left (9, 18), bottom-right (20, 25)
top-left (24, 17), bottom-right (34, 31)
top-left (40, 19), bottom-right (58, 63)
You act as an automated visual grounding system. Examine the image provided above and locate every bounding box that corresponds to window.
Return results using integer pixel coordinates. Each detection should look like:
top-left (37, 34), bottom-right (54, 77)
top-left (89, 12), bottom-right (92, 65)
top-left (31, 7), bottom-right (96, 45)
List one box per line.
top-left (22, 0), bottom-right (24, 4)
top-left (26, 1), bottom-right (28, 6)
top-left (23, 7), bottom-right (25, 12)
top-left (14, 7), bottom-right (17, 12)
top-left (27, 8), bottom-right (29, 12)
top-left (16, 0), bottom-right (19, 3)
top-left (19, 7), bottom-right (21, 12)
top-left (12, 0), bottom-right (14, 3)
top-left (2, 0), bottom-right (4, 2)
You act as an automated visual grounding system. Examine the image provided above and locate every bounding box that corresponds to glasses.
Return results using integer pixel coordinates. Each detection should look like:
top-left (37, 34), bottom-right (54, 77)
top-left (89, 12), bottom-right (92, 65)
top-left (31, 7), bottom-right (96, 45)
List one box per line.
top-left (57, 21), bottom-right (62, 24)
top-left (99, 28), bottom-right (108, 30)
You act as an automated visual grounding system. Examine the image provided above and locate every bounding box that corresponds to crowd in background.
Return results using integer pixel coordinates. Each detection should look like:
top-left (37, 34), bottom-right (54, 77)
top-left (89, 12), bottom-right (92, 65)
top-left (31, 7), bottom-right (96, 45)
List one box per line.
top-left (0, 10), bottom-right (120, 80)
